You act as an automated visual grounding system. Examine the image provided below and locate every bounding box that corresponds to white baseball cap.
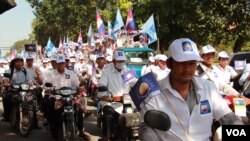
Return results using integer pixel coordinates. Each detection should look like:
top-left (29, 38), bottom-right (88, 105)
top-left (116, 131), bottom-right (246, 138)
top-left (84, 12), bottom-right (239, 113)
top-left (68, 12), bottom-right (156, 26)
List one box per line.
top-left (96, 54), bottom-right (105, 59)
top-left (158, 54), bottom-right (168, 61)
top-left (26, 55), bottom-right (33, 60)
top-left (70, 58), bottom-right (76, 63)
top-left (106, 55), bottom-right (113, 62)
top-left (168, 38), bottom-right (203, 62)
top-left (154, 54), bottom-right (161, 60)
top-left (56, 55), bottom-right (66, 63)
top-left (42, 59), bottom-right (48, 63)
top-left (148, 56), bottom-right (155, 62)
top-left (200, 45), bottom-right (216, 54)
top-left (218, 51), bottom-right (229, 58)
top-left (113, 51), bottom-right (127, 61)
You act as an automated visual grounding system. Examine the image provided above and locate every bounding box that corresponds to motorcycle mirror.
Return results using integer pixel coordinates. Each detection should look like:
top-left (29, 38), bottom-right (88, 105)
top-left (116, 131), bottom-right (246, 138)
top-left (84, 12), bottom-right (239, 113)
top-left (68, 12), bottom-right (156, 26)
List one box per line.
top-left (3, 73), bottom-right (11, 78)
top-left (243, 91), bottom-right (250, 99)
top-left (98, 86), bottom-right (108, 92)
top-left (144, 110), bottom-right (171, 131)
top-left (44, 82), bottom-right (53, 87)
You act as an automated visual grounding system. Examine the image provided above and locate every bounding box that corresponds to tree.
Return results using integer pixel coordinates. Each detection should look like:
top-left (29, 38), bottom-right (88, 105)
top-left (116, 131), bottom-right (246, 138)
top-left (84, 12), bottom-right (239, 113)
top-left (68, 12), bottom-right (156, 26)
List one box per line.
top-left (27, 0), bottom-right (250, 52)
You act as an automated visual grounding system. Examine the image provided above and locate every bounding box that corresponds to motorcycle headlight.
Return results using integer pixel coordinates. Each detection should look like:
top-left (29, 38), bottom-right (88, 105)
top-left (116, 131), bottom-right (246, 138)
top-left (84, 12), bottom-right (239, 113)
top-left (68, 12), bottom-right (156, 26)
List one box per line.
top-left (60, 89), bottom-right (72, 95)
top-left (21, 84), bottom-right (29, 90)
top-left (124, 107), bottom-right (133, 114)
top-left (13, 84), bottom-right (20, 89)
top-left (20, 91), bottom-right (26, 97)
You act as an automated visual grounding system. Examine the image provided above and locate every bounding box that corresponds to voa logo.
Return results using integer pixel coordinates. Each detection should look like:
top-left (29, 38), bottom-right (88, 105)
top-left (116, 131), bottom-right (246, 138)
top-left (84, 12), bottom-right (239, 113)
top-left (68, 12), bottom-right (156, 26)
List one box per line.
top-left (226, 129), bottom-right (246, 136)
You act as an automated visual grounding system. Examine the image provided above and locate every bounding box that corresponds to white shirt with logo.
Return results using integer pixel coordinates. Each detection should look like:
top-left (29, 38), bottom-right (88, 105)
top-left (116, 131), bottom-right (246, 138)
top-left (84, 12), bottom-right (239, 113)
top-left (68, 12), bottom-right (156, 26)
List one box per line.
top-left (99, 64), bottom-right (130, 97)
top-left (215, 64), bottom-right (237, 85)
top-left (140, 76), bottom-right (231, 141)
top-left (44, 69), bottom-right (80, 89)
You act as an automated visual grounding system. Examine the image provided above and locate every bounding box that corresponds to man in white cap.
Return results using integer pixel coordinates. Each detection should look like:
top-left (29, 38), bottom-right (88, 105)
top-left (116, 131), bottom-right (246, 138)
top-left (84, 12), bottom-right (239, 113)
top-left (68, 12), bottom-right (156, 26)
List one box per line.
top-left (23, 55), bottom-right (44, 128)
top-left (24, 55), bottom-right (43, 85)
top-left (196, 45), bottom-right (239, 96)
top-left (141, 56), bottom-right (155, 75)
top-left (139, 34), bottom-right (148, 48)
top-left (216, 51), bottom-right (238, 86)
top-left (139, 38), bottom-right (242, 141)
top-left (39, 59), bottom-right (49, 74)
top-left (98, 50), bottom-right (131, 141)
top-left (43, 55), bottom-right (91, 140)
top-left (151, 54), bottom-right (170, 81)
top-left (0, 59), bottom-right (7, 74)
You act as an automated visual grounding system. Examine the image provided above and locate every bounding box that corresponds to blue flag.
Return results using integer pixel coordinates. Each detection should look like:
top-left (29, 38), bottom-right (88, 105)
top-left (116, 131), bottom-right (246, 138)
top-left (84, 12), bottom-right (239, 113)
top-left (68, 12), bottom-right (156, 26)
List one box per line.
top-left (46, 37), bottom-right (56, 57)
top-left (141, 14), bottom-right (157, 45)
top-left (112, 9), bottom-right (124, 39)
top-left (108, 21), bottom-right (113, 36)
top-left (87, 24), bottom-right (93, 37)
top-left (129, 72), bottom-right (161, 111)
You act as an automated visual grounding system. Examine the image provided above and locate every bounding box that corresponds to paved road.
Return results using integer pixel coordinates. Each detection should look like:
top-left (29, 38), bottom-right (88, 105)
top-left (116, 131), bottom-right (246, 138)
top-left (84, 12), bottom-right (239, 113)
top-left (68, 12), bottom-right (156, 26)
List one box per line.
top-left (0, 97), bottom-right (102, 141)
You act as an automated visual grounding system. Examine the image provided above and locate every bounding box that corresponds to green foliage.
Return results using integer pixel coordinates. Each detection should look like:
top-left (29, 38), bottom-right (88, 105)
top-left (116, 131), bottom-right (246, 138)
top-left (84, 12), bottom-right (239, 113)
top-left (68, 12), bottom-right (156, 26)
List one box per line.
top-left (26, 0), bottom-right (250, 52)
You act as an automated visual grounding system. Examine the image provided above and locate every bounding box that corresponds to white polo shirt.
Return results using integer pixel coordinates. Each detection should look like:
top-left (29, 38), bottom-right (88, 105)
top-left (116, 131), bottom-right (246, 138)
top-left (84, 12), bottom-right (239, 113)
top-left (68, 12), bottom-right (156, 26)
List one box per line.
top-left (140, 76), bottom-right (231, 141)
top-left (151, 66), bottom-right (171, 81)
top-left (99, 64), bottom-right (130, 97)
top-left (215, 64), bottom-right (237, 85)
top-left (44, 69), bottom-right (80, 89)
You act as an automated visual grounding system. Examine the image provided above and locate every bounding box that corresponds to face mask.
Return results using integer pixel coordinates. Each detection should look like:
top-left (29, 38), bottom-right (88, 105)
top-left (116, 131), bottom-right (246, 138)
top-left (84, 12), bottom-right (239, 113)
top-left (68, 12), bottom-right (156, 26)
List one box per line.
top-left (115, 62), bottom-right (125, 70)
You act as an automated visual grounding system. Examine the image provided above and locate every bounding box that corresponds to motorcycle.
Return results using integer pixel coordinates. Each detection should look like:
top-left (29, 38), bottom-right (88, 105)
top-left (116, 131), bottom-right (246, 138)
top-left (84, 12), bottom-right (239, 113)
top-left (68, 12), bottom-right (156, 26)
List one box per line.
top-left (98, 86), bottom-right (140, 141)
top-left (140, 110), bottom-right (171, 141)
top-left (47, 86), bottom-right (79, 141)
top-left (9, 83), bottom-right (38, 137)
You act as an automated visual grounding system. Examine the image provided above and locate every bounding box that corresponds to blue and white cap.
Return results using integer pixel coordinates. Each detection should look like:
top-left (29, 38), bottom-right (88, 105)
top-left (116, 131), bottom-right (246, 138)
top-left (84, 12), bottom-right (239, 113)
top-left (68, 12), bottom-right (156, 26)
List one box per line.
top-left (56, 55), bottom-right (65, 63)
top-left (200, 45), bottom-right (216, 55)
top-left (113, 51), bottom-right (127, 61)
top-left (26, 55), bottom-right (33, 60)
top-left (168, 38), bottom-right (203, 62)
top-left (218, 51), bottom-right (229, 58)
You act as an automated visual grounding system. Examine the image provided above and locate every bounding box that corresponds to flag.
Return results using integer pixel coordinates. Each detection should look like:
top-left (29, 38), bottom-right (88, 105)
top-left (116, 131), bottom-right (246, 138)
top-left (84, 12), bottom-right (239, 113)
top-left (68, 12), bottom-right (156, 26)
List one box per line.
top-left (20, 48), bottom-right (27, 59)
top-left (126, 8), bottom-right (137, 33)
top-left (108, 21), bottom-right (113, 36)
top-left (64, 35), bottom-right (69, 48)
top-left (10, 48), bottom-right (17, 59)
top-left (77, 31), bottom-right (83, 46)
top-left (87, 24), bottom-right (93, 37)
top-left (96, 9), bottom-right (105, 37)
top-left (46, 37), bottom-right (56, 57)
top-left (58, 37), bottom-right (63, 49)
top-left (141, 14), bottom-right (157, 45)
top-left (121, 69), bottom-right (137, 85)
top-left (112, 9), bottom-right (124, 39)
top-left (129, 72), bottom-right (161, 111)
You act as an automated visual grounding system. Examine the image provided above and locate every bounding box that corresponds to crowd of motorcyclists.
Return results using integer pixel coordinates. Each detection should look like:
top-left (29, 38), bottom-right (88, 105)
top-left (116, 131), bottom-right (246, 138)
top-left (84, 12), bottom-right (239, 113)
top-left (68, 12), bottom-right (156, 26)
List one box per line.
top-left (0, 36), bottom-right (250, 141)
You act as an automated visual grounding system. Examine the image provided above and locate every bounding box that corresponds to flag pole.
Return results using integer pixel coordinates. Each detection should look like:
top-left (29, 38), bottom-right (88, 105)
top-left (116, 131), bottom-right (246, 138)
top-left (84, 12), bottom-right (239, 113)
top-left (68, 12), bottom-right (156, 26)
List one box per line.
top-left (156, 13), bottom-right (160, 53)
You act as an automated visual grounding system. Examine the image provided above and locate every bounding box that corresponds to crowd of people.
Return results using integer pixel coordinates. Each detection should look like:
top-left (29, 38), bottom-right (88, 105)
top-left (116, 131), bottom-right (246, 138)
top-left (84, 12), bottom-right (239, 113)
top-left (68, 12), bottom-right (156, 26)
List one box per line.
top-left (0, 36), bottom-right (250, 141)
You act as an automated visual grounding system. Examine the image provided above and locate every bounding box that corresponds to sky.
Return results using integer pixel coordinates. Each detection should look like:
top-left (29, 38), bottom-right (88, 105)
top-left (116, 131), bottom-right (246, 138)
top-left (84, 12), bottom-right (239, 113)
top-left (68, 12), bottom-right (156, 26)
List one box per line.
top-left (0, 0), bottom-right (35, 47)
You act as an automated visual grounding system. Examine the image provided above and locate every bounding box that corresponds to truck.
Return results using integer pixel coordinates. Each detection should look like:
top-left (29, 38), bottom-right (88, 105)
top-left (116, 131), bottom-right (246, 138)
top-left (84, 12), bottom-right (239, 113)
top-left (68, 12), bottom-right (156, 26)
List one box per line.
top-left (117, 47), bottom-right (155, 77)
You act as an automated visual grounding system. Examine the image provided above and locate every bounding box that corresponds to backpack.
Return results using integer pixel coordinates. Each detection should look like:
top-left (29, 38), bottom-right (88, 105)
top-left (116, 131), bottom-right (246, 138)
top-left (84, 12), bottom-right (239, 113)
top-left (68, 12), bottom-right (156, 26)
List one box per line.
top-left (10, 67), bottom-right (27, 80)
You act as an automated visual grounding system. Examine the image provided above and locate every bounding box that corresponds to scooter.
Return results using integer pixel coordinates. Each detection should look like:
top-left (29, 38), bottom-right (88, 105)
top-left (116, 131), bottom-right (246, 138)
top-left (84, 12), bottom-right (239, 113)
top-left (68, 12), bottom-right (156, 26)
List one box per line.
top-left (10, 83), bottom-right (37, 137)
top-left (97, 86), bottom-right (140, 141)
top-left (140, 110), bottom-right (171, 141)
top-left (44, 84), bottom-right (79, 141)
